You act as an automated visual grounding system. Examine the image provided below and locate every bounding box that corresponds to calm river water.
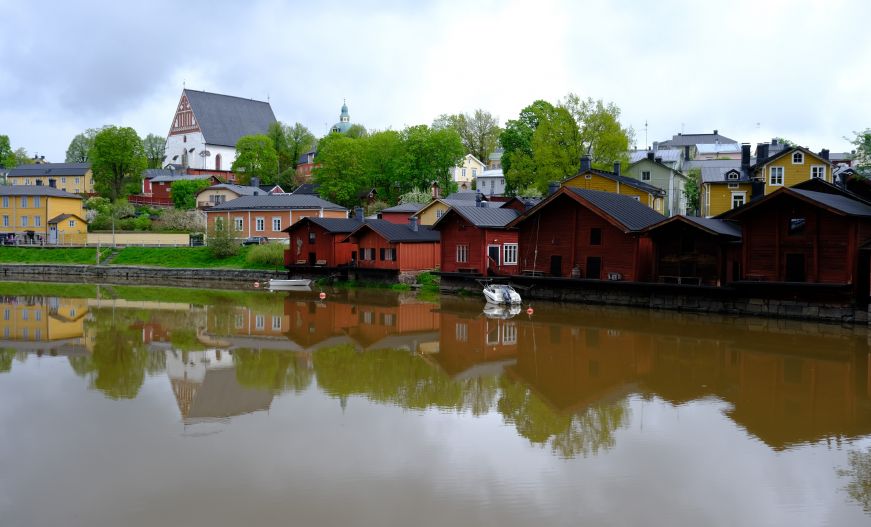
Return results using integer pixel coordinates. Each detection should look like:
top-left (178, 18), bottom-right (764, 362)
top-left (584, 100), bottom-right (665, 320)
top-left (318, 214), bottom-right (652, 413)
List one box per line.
top-left (1, 281), bottom-right (871, 526)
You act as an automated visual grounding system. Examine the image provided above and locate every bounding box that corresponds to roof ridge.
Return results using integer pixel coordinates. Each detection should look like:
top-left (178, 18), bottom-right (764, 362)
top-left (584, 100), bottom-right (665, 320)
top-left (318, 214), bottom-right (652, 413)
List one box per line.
top-left (184, 88), bottom-right (270, 105)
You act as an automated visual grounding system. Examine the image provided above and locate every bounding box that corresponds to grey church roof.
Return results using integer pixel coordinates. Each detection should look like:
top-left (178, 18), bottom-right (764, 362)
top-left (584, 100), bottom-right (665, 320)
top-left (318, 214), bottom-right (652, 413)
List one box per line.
top-left (185, 89), bottom-right (277, 148)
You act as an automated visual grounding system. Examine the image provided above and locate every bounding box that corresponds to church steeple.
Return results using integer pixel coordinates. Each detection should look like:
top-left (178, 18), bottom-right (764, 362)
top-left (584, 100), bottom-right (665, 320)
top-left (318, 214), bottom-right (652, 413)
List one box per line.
top-left (340, 99), bottom-right (349, 123)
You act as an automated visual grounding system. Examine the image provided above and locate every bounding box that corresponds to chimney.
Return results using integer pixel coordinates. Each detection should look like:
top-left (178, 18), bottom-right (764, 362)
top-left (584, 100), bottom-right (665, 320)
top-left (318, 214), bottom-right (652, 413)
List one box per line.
top-left (613, 161), bottom-right (621, 176)
top-left (250, 176), bottom-right (260, 188)
top-left (652, 141), bottom-right (659, 152)
top-left (757, 143), bottom-right (769, 162)
top-left (354, 206), bottom-right (364, 221)
top-left (655, 156), bottom-right (663, 164)
top-left (683, 145), bottom-right (691, 160)
top-left (580, 155), bottom-right (592, 172)
top-left (713, 129), bottom-right (718, 136)
top-left (547, 182), bottom-right (559, 196)
top-left (741, 143), bottom-right (751, 170)
top-left (820, 149), bottom-right (830, 161)
top-left (475, 191), bottom-right (483, 207)
top-left (646, 151), bottom-right (655, 161)
top-left (771, 138), bottom-right (778, 146)
top-left (430, 181), bottom-right (440, 199)
top-left (409, 216), bottom-right (419, 232)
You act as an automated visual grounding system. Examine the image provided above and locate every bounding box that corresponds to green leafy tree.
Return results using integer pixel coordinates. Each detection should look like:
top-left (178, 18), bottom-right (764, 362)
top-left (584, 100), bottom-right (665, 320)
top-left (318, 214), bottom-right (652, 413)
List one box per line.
top-left (231, 134), bottom-right (280, 185)
top-left (142, 133), bottom-right (166, 169)
top-left (398, 125), bottom-right (464, 194)
top-left (850, 129), bottom-right (871, 172)
top-left (65, 128), bottom-right (101, 163)
top-left (312, 134), bottom-right (367, 207)
top-left (208, 218), bottom-right (239, 258)
top-left (363, 130), bottom-right (403, 203)
top-left (267, 122), bottom-right (293, 180)
top-left (561, 94), bottom-right (633, 170)
top-left (500, 100), bottom-right (555, 194)
top-left (345, 124), bottom-right (368, 139)
top-left (433, 109), bottom-right (502, 164)
top-left (90, 126), bottom-right (147, 201)
top-left (170, 178), bottom-right (212, 209)
top-left (399, 188), bottom-right (432, 205)
top-left (530, 105), bottom-right (581, 193)
top-left (267, 122), bottom-right (316, 189)
top-left (0, 135), bottom-right (14, 168)
top-left (684, 167), bottom-right (701, 215)
top-left (286, 122), bottom-right (316, 170)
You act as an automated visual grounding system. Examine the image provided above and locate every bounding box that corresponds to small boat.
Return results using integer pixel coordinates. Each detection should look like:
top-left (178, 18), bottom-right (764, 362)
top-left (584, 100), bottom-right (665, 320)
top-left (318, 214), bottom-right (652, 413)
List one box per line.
top-left (482, 283), bottom-right (522, 305)
top-left (268, 278), bottom-right (312, 290)
top-left (483, 303), bottom-right (521, 319)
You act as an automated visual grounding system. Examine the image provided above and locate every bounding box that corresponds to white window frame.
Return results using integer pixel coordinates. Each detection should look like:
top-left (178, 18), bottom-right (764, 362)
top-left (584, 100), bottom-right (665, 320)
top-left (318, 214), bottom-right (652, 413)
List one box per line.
top-left (811, 165), bottom-right (825, 179)
top-left (255, 315), bottom-right (265, 330)
top-left (1, 197), bottom-right (7, 207)
top-left (792, 152), bottom-right (804, 164)
top-left (255, 217), bottom-right (265, 232)
top-left (502, 323), bottom-right (517, 345)
top-left (33, 196), bottom-right (40, 207)
top-left (2, 215), bottom-right (8, 227)
top-left (20, 196), bottom-right (27, 207)
top-left (456, 244), bottom-right (468, 263)
top-left (727, 171), bottom-right (739, 180)
top-left (435, 209), bottom-right (444, 219)
top-left (34, 216), bottom-right (41, 227)
top-left (455, 322), bottom-right (468, 343)
top-left (769, 166), bottom-right (784, 186)
top-left (503, 243), bottom-right (518, 265)
top-left (731, 192), bottom-right (746, 209)
top-left (234, 218), bottom-right (244, 231)
top-left (271, 315), bottom-right (282, 330)
top-left (728, 183), bottom-right (739, 189)
top-left (472, 168), bottom-right (477, 177)
top-left (68, 219), bottom-right (75, 227)
top-left (272, 217), bottom-right (281, 231)
top-left (21, 216), bottom-right (28, 227)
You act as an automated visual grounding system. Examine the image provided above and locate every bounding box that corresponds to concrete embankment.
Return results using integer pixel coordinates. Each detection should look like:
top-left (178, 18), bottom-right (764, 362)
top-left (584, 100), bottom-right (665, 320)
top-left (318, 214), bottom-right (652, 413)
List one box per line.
top-left (0, 264), bottom-right (285, 289)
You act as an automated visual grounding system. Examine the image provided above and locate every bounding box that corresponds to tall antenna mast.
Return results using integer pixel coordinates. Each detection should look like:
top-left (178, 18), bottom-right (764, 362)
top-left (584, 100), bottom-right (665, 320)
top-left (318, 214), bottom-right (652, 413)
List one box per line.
top-left (644, 120), bottom-right (648, 150)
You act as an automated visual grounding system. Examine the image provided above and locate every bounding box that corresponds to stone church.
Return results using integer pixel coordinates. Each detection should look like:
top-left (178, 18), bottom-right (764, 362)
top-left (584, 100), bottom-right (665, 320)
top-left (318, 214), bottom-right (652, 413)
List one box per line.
top-left (164, 89), bottom-right (277, 172)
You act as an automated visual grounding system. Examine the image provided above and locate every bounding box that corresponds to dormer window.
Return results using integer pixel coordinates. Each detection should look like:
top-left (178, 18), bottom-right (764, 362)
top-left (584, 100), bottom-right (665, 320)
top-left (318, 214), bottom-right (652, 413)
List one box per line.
top-left (727, 171), bottom-right (739, 180)
top-left (792, 152), bottom-right (804, 164)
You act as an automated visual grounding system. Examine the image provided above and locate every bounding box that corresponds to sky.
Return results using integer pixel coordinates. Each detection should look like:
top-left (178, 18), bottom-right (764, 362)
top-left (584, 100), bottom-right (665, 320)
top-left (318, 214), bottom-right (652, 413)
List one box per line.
top-left (1, 0), bottom-right (870, 162)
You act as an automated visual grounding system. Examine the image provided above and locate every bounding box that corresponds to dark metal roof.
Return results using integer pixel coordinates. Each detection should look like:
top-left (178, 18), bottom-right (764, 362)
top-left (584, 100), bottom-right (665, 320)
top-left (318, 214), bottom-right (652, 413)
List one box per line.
top-left (208, 194), bottom-right (345, 211)
top-left (283, 217), bottom-right (362, 234)
top-left (0, 187), bottom-right (82, 198)
top-left (570, 169), bottom-right (667, 196)
top-left (198, 183), bottom-right (264, 197)
top-left (349, 219), bottom-right (440, 243)
top-left (658, 132), bottom-right (738, 147)
top-left (437, 206), bottom-right (520, 228)
top-left (443, 191), bottom-right (479, 201)
top-left (790, 189), bottom-right (871, 217)
top-left (144, 168), bottom-right (186, 179)
top-left (565, 187), bottom-right (666, 231)
top-left (381, 203), bottom-right (424, 213)
top-left (184, 89), bottom-right (277, 148)
top-left (150, 174), bottom-right (213, 183)
top-left (292, 183), bottom-right (319, 195)
top-left (47, 213), bottom-right (85, 224)
top-left (647, 215), bottom-right (742, 238)
top-left (7, 163), bottom-right (91, 177)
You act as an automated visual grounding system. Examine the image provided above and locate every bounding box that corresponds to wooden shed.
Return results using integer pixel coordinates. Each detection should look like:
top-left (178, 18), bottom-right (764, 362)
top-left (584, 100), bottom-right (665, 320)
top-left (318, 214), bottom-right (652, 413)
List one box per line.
top-left (432, 205), bottom-right (520, 276)
top-left (506, 187), bottom-right (665, 281)
top-left (282, 217), bottom-right (361, 268)
top-left (644, 215), bottom-right (742, 286)
top-left (344, 219), bottom-right (440, 273)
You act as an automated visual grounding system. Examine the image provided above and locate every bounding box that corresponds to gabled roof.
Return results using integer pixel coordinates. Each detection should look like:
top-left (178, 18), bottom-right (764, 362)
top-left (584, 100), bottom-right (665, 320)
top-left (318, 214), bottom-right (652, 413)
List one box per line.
top-left (381, 202), bottom-right (424, 213)
top-left (509, 187), bottom-right (665, 232)
top-left (144, 168), bottom-right (186, 179)
top-left (412, 196), bottom-right (506, 218)
top-left (627, 156), bottom-right (687, 177)
top-left (792, 177), bottom-right (871, 205)
top-left (432, 206), bottom-right (520, 229)
top-left (644, 215), bottom-right (741, 238)
top-left (7, 163), bottom-right (90, 177)
top-left (292, 183), bottom-right (319, 195)
top-left (282, 216), bottom-right (362, 234)
top-left (752, 145), bottom-right (831, 170)
top-left (720, 187), bottom-right (871, 219)
top-left (345, 219), bottom-right (440, 243)
top-left (658, 131), bottom-right (737, 147)
top-left (297, 148), bottom-right (317, 165)
top-left (184, 89), bottom-right (277, 148)
top-left (47, 213), bottom-right (87, 224)
top-left (565, 168), bottom-right (667, 197)
top-left (207, 194), bottom-right (345, 211)
top-left (196, 183), bottom-right (266, 197)
top-left (685, 159), bottom-right (750, 184)
top-left (461, 153), bottom-right (487, 167)
top-left (628, 150), bottom-right (682, 164)
top-left (150, 174), bottom-right (214, 183)
top-left (0, 186), bottom-right (82, 198)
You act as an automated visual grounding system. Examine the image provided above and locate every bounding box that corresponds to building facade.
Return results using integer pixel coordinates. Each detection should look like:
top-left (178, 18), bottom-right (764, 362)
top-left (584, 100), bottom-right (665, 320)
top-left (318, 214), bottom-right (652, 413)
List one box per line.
top-left (5, 163), bottom-right (94, 195)
top-left (205, 195), bottom-right (347, 241)
top-left (0, 187), bottom-right (87, 244)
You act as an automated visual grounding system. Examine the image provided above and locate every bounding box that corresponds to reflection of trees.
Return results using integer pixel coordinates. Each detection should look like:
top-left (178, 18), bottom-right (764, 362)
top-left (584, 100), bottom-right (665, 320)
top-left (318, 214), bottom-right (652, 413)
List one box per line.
top-left (497, 377), bottom-right (630, 458)
top-left (0, 348), bottom-right (14, 373)
top-left (838, 447), bottom-right (871, 512)
top-left (233, 349), bottom-right (313, 394)
top-left (313, 344), bottom-right (498, 415)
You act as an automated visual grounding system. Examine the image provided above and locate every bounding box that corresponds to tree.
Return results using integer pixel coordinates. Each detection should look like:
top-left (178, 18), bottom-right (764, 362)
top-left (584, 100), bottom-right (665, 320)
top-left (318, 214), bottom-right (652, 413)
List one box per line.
top-left (561, 94), bottom-right (633, 170)
top-left (345, 124), bottom-right (368, 139)
top-left (231, 134), bottom-right (280, 185)
top-left (90, 126), bottom-right (147, 201)
top-left (530, 105), bottom-right (581, 193)
top-left (285, 122), bottom-right (316, 170)
top-left (208, 218), bottom-right (239, 258)
top-left (170, 178), bottom-right (212, 209)
top-left (267, 121), bottom-right (316, 188)
top-left (434, 109), bottom-right (502, 164)
top-left (65, 128), bottom-right (100, 163)
top-left (0, 135), bottom-right (14, 167)
top-left (398, 125), bottom-right (464, 195)
top-left (312, 134), bottom-right (368, 208)
top-left (850, 129), bottom-right (871, 171)
top-left (398, 188), bottom-right (432, 205)
top-left (500, 100), bottom-right (559, 194)
top-left (684, 167), bottom-right (701, 215)
top-left (363, 130), bottom-right (403, 203)
top-left (142, 133), bottom-right (166, 169)
top-left (267, 122), bottom-right (293, 179)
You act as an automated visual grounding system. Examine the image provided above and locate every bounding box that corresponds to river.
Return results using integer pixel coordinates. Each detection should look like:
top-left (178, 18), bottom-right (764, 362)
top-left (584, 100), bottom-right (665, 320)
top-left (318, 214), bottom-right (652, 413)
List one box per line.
top-left (0, 281), bottom-right (870, 526)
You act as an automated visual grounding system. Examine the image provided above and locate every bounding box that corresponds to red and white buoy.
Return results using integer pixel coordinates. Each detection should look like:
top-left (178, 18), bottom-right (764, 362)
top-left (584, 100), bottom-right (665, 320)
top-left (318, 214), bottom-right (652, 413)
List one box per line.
top-left (526, 306), bottom-right (534, 316)
top-left (254, 281), bottom-right (260, 288)
top-left (319, 292), bottom-right (326, 300)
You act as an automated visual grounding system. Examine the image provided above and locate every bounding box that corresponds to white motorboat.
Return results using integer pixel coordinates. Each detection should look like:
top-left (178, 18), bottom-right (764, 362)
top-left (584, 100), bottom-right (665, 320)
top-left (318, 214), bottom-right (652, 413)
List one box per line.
top-left (483, 303), bottom-right (521, 319)
top-left (268, 278), bottom-right (312, 290)
top-left (482, 283), bottom-right (522, 305)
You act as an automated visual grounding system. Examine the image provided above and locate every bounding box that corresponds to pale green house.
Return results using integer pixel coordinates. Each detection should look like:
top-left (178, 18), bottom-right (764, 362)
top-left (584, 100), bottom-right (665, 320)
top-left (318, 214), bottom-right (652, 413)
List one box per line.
top-left (624, 152), bottom-right (689, 216)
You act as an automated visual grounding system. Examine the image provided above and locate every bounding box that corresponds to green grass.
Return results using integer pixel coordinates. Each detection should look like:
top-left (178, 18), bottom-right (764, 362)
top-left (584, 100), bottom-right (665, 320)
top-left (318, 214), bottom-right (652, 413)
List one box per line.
top-left (110, 246), bottom-right (284, 270)
top-left (0, 247), bottom-right (109, 264)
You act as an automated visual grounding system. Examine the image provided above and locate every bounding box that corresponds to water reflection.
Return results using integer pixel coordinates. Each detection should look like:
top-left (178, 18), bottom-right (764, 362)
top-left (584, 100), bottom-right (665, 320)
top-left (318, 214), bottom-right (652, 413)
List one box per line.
top-left (1, 286), bottom-right (870, 457)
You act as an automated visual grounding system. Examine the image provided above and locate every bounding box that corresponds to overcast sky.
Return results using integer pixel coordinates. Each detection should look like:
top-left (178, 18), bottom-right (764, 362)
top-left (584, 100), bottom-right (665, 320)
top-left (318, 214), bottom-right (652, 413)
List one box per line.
top-left (2, 0), bottom-right (870, 162)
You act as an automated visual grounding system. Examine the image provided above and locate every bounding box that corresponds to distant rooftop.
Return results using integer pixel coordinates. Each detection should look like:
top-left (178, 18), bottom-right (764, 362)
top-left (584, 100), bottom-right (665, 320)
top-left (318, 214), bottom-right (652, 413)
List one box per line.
top-left (658, 130), bottom-right (737, 147)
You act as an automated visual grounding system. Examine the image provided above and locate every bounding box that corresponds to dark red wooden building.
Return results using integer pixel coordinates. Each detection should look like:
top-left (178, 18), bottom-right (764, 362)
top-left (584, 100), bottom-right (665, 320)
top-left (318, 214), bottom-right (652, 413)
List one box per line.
top-left (344, 219), bottom-right (440, 273)
top-left (432, 205), bottom-right (520, 276)
top-left (282, 217), bottom-right (361, 267)
top-left (723, 188), bottom-right (871, 293)
top-left (506, 187), bottom-right (664, 281)
top-left (379, 203), bottom-right (423, 224)
top-left (644, 216), bottom-right (742, 286)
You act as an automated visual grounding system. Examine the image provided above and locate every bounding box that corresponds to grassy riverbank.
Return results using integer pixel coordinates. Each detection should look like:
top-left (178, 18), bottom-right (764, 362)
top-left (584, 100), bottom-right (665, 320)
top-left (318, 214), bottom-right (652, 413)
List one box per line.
top-left (0, 247), bottom-right (111, 264)
top-left (0, 246), bottom-right (283, 270)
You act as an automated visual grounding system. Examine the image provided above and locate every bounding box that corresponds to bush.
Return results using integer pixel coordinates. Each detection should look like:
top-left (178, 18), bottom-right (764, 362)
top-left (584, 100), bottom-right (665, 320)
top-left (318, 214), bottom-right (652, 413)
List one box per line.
top-left (245, 242), bottom-right (285, 267)
top-left (153, 208), bottom-right (206, 232)
top-left (132, 214), bottom-right (152, 231)
top-left (208, 221), bottom-right (239, 259)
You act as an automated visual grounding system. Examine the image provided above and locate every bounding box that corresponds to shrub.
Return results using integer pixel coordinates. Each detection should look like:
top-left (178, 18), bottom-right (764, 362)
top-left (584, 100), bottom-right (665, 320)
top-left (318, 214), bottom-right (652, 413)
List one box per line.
top-left (132, 215), bottom-right (152, 231)
top-left (245, 242), bottom-right (285, 267)
top-left (154, 208), bottom-right (206, 232)
top-left (207, 221), bottom-right (239, 259)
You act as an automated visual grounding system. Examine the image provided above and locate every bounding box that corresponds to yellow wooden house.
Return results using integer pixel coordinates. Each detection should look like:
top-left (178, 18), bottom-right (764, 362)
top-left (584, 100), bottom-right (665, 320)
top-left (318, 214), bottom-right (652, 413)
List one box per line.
top-left (700, 167), bottom-right (754, 217)
top-left (5, 163), bottom-right (95, 195)
top-left (562, 160), bottom-right (666, 215)
top-left (753, 146), bottom-right (831, 195)
top-left (0, 187), bottom-right (88, 244)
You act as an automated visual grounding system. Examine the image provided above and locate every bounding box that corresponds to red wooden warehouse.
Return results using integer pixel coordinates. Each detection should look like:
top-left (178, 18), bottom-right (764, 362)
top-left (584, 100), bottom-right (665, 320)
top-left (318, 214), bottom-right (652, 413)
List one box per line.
top-left (344, 219), bottom-right (440, 273)
top-left (643, 216), bottom-right (742, 286)
top-left (282, 217), bottom-right (362, 268)
top-left (506, 187), bottom-right (664, 281)
top-left (432, 205), bottom-right (521, 276)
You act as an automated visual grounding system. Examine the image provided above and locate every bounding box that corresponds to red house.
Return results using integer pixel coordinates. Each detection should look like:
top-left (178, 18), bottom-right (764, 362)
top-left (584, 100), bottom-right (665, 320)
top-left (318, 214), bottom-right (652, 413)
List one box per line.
top-left (379, 203), bottom-right (424, 224)
top-left (344, 219), bottom-right (440, 273)
top-left (722, 187), bottom-right (871, 295)
top-left (282, 217), bottom-right (362, 267)
top-left (432, 205), bottom-right (520, 275)
top-left (643, 216), bottom-right (742, 286)
top-left (506, 187), bottom-right (664, 281)
top-left (137, 170), bottom-right (220, 206)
